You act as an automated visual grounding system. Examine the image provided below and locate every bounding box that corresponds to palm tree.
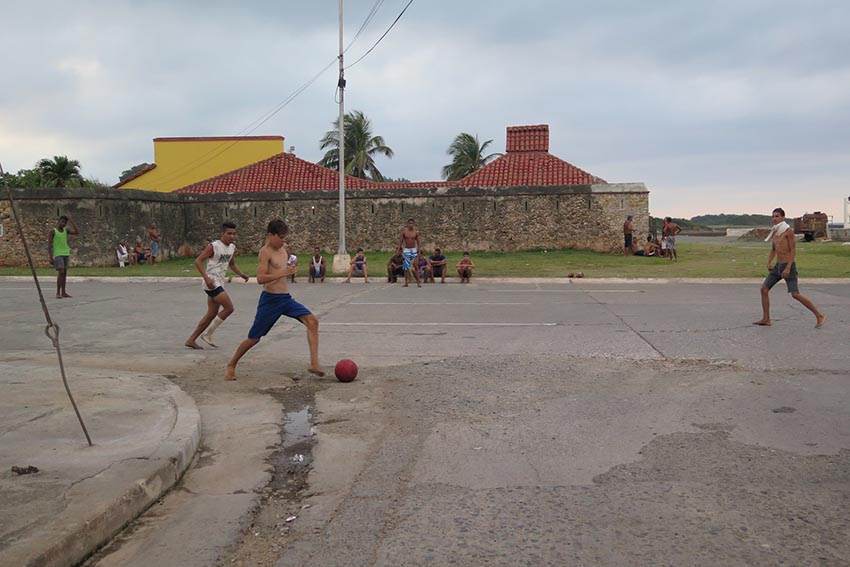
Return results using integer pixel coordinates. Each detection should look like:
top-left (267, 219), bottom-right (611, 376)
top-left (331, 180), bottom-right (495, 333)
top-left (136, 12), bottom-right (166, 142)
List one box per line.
top-left (441, 133), bottom-right (501, 181)
top-left (319, 110), bottom-right (394, 181)
top-left (37, 156), bottom-right (84, 188)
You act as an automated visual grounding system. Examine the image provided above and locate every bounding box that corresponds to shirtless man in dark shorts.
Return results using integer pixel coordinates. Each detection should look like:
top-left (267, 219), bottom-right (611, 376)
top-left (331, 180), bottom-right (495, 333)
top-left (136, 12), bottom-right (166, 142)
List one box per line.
top-left (753, 207), bottom-right (825, 328)
top-left (623, 215), bottom-right (633, 256)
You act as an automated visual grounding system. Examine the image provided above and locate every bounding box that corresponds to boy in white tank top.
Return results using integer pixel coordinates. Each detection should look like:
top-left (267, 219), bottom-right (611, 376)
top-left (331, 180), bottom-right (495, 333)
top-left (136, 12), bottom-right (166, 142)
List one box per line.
top-left (185, 222), bottom-right (250, 349)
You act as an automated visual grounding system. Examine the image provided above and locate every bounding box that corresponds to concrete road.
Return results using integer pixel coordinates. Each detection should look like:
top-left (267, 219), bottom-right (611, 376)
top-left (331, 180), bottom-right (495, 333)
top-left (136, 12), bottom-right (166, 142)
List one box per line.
top-left (1, 279), bottom-right (848, 566)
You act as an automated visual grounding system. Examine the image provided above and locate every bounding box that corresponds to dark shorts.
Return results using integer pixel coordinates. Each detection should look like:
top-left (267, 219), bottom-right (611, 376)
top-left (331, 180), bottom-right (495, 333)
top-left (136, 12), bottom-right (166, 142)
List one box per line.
top-left (763, 262), bottom-right (799, 294)
top-left (248, 292), bottom-right (312, 339)
top-left (432, 265), bottom-right (445, 277)
top-left (624, 234), bottom-right (633, 248)
top-left (150, 241), bottom-right (160, 258)
top-left (54, 256), bottom-right (69, 270)
top-left (204, 286), bottom-right (225, 298)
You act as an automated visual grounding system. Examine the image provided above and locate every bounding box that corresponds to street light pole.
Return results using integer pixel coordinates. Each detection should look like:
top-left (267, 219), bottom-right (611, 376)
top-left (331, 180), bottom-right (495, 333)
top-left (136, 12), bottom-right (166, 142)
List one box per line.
top-left (333, 0), bottom-right (351, 273)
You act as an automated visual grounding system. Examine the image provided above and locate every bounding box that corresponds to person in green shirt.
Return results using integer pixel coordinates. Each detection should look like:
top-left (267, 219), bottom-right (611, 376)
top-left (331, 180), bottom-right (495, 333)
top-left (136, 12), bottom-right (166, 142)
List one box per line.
top-left (48, 215), bottom-right (79, 299)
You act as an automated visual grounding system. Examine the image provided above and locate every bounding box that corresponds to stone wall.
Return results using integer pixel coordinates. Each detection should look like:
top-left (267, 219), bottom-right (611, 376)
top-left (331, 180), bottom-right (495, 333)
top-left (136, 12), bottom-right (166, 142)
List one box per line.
top-left (0, 184), bottom-right (649, 267)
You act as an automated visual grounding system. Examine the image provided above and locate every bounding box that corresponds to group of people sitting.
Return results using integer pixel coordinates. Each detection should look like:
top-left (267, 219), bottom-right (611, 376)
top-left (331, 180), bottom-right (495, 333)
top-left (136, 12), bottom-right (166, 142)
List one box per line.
top-left (382, 247), bottom-right (476, 285)
top-left (299, 247), bottom-right (476, 285)
top-left (116, 238), bottom-right (155, 267)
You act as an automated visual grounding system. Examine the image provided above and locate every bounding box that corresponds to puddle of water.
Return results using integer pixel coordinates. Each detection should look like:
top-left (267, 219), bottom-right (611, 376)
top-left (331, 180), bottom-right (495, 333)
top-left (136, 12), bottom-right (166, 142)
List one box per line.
top-left (268, 404), bottom-right (315, 493)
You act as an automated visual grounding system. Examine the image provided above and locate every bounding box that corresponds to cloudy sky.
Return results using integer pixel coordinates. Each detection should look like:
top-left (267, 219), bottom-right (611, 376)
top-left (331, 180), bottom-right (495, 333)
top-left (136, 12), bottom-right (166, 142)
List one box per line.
top-left (2, 0), bottom-right (849, 220)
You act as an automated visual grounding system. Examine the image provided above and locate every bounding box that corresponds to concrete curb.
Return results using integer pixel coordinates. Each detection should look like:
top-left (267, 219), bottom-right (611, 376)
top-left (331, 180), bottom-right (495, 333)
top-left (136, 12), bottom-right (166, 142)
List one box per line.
top-left (1, 275), bottom-right (848, 285)
top-left (25, 386), bottom-right (201, 567)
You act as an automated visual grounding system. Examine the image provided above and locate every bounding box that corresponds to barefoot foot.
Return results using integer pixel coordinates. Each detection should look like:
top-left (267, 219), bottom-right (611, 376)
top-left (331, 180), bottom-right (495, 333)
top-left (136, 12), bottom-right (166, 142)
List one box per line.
top-left (185, 341), bottom-right (204, 350)
top-left (225, 365), bottom-right (237, 381)
top-left (308, 366), bottom-right (325, 377)
top-left (752, 319), bottom-right (772, 326)
top-left (61, 293), bottom-right (72, 298)
top-left (815, 315), bottom-right (825, 328)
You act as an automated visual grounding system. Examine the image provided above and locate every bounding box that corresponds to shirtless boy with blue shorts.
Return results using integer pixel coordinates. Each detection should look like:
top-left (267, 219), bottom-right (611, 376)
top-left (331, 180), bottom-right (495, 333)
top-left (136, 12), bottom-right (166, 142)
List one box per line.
top-left (225, 219), bottom-right (324, 381)
top-left (399, 217), bottom-right (422, 288)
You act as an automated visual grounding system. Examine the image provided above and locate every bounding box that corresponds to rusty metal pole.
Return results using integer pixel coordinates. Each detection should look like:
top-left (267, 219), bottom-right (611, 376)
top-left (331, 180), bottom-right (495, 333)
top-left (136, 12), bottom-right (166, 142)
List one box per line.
top-left (2, 173), bottom-right (93, 446)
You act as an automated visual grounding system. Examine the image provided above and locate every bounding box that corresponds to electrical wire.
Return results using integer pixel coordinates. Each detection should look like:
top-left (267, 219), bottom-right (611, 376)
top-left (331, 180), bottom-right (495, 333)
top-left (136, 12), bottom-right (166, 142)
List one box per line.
top-left (140, 1), bottom-right (405, 190)
top-left (150, 1), bottom-right (391, 189)
top-left (346, 0), bottom-right (414, 70)
top-left (345, 0), bottom-right (386, 53)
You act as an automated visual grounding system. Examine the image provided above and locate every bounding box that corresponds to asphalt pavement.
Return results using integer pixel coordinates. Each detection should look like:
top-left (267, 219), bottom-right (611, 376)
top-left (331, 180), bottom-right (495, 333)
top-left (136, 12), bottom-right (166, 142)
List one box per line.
top-left (1, 278), bottom-right (848, 566)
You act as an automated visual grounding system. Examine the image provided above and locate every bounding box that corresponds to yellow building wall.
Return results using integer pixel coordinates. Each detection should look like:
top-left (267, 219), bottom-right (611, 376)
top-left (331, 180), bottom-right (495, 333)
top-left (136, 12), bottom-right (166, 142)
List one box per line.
top-left (118, 136), bottom-right (285, 192)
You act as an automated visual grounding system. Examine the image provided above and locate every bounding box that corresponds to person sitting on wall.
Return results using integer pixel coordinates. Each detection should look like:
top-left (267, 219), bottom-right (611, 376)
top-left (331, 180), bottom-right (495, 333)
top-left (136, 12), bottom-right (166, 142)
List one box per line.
top-left (387, 247), bottom-right (404, 283)
top-left (116, 240), bottom-right (131, 267)
top-left (427, 247), bottom-right (448, 283)
top-left (456, 252), bottom-right (475, 283)
top-left (344, 248), bottom-right (368, 283)
top-left (134, 238), bottom-right (148, 264)
top-left (417, 251), bottom-right (433, 283)
top-left (308, 247), bottom-right (326, 283)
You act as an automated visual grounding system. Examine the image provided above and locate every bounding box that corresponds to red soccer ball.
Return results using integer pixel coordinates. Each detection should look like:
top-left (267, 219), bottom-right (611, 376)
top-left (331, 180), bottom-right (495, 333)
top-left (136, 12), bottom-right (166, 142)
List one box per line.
top-left (334, 359), bottom-right (358, 383)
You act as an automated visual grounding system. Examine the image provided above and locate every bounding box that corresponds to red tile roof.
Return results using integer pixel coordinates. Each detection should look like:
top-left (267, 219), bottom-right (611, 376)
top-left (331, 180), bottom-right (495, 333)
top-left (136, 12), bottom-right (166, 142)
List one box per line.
top-left (457, 124), bottom-right (606, 186)
top-left (505, 124), bottom-right (550, 153)
top-left (456, 151), bottom-right (606, 187)
top-left (176, 152), bottom-right (378, 194)
top-left (175, 125), bottom-right (605, 194)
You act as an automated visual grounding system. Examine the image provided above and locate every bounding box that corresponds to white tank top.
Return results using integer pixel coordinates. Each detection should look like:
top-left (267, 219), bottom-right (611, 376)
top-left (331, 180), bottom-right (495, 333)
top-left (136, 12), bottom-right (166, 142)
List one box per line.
top-left (204, 240), bottom-right (236, 290)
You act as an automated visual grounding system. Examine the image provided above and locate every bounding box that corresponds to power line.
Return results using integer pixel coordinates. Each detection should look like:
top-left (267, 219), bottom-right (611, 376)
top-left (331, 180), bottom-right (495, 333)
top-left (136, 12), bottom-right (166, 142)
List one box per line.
top-left (346, 0), bottom-right (415, 70)
top-left (345, 0), bottom-right (386, 53)
top-left (142, 2), bottom-right (389, 190)
top-left (150, 57), bottom-right (337, 189)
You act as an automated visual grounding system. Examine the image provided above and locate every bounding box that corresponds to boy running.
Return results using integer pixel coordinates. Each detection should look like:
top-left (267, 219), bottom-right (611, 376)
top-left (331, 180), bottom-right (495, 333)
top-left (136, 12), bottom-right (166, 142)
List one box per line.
top-left (225, 219), bottom-right (323, 381)
top-left (48, 214), bottom-right (79, 299)
top-left (185, 222), bottom-right (249, 350)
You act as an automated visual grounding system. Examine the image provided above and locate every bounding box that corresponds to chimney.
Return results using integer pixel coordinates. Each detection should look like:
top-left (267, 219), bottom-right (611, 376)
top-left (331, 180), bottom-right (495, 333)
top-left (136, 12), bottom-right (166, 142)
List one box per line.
top-left (289, 146), bottom-right (296, 155)
top-left (505, 124), bottom-right (549, 153)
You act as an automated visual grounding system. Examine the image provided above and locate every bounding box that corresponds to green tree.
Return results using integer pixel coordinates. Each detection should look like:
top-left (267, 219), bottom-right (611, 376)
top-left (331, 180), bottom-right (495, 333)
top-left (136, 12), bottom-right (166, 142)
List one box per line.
top-left (0, 167), bottom-right (42, 188)
top-left (120, 162), bottom-right (152, 181)
top-left (37, 156), bottom-right (84, 188)
top-left (318, 110), bottom-right (394, 181)
top-left (441, 133), bottom-right (501, 181)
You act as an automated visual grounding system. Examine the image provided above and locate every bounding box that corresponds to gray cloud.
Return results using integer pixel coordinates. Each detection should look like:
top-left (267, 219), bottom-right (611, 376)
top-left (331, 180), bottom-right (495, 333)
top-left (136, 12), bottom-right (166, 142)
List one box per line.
top-left (2, 0), bottom-right (849, 219)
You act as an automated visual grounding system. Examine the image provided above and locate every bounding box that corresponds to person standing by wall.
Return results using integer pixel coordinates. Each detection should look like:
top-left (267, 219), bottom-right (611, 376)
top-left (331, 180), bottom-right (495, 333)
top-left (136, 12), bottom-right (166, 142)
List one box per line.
top-left (623, 215), bottom-right (634, 256)
top-left (48, 215), bottom-right (79, 299)
top-left (399, 218), bottom-right (422, 288)
top-left (148, 222), bottom-right (161, 265)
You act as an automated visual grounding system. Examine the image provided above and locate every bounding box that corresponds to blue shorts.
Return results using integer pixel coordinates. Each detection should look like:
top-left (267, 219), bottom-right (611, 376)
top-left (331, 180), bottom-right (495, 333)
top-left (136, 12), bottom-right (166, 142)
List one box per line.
top-left (402, 248), bottom-right (417, 271)
top-left (150, 241), bottom-right (160, 258)
top-left (248, 292), bottom-right (312, 339)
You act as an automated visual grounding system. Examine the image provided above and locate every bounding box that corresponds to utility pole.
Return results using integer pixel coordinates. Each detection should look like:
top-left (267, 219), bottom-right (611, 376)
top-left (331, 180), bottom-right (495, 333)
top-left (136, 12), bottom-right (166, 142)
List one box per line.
top-left (332, 0), bottom-right (351, 274)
